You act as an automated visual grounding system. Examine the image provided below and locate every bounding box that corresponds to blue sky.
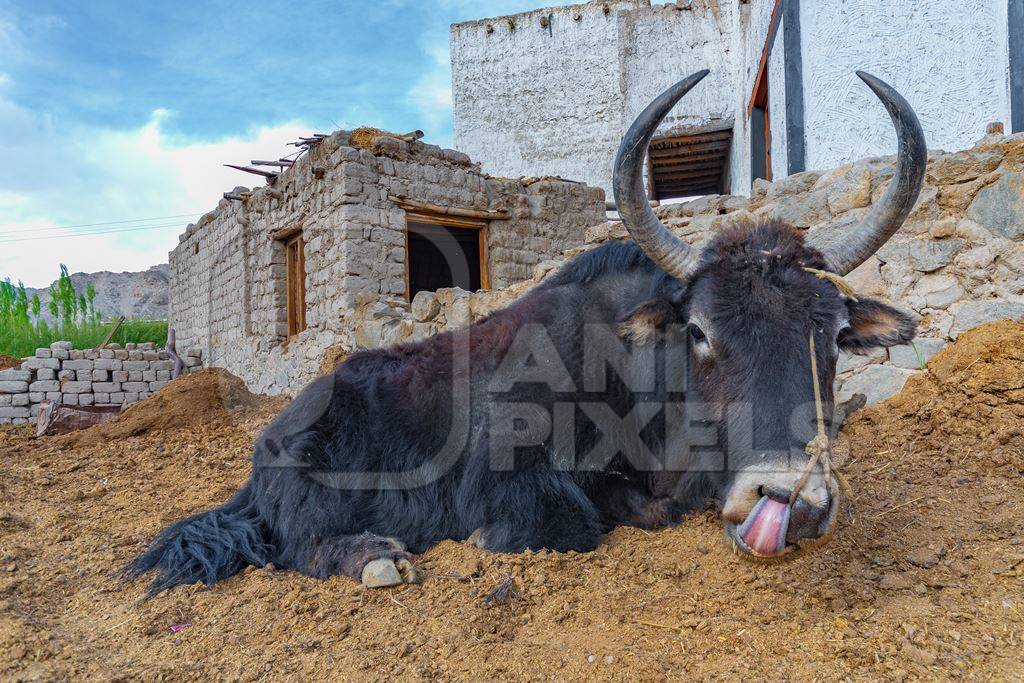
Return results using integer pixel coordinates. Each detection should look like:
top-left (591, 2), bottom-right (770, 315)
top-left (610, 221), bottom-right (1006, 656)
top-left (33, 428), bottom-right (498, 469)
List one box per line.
top-left (0, 0), bottom-right (541, 287)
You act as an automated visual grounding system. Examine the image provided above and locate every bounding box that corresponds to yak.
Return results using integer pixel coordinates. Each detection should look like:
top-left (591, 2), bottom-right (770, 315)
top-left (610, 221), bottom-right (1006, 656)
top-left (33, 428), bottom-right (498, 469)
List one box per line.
top-left (126, 70), bottom-right (925, 594)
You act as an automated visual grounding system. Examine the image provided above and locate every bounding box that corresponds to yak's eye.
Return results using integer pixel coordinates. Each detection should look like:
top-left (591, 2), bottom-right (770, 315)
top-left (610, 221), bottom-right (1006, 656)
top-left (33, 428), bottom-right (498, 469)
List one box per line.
top-left (689, 325), bottom-right (707, 343)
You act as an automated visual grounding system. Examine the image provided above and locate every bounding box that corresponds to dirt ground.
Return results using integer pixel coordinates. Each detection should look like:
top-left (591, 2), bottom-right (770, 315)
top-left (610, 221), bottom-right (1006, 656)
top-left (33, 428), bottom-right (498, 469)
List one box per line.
top-left (1, 322), bottom-right (1023, 680)
top-left (0, 355), bottom-right (22, 371)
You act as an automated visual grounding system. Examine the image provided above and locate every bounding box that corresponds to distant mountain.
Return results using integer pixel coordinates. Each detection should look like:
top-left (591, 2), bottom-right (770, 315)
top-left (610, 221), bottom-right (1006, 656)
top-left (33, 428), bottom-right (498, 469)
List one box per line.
top-left (24, 264), bottom-right (169, 322)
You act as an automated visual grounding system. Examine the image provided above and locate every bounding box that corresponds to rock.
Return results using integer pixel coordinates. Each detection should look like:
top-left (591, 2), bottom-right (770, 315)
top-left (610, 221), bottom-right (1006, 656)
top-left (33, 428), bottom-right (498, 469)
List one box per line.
top-left (768, 189), bottom-right (830, 229)
top-left (360, 558), bottom-right (403, 588)
top-left (888, 339), bottom-right (945, 369)
top-left (0, 381), bottom-right (29, 393)
top-left (410, 290), bottom-right (440, 321)
top-left (0, 370), bottom-right (30, 382)
top-left (905, 237), bottom-right (964, 272)
top-left (906, 546), bottom-right (944, 569)
top-left (879, 573), bottom-right (911, 591)
top-left (967, 172), bottom-right (1024, 239)
top-left (844, 255), bottom-right (884, 297)
top-left (950, 300), bottom-right (1024, 336)
top-left (928, 149), bottom-right (1002, 185)
top-left (928, 217), bottom-right (957, 239)
top-left (824, 164), bottom-right (872, 214)
top-left (836, 346), bottom-right (887, 375)
top-left (836, 365), bottom-right (916, 407)
top-left (767, 170), bottom-right (822, 198)
top-left (751, 177), bottom-right (771, 198)
top-left (912, 274), bottom-right (963, 310)
top-left (902, 644), bottom-right (937, 666)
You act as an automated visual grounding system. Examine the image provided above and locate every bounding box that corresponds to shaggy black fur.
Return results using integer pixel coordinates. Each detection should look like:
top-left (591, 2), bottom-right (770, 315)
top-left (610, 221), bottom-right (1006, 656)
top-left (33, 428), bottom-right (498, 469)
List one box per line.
top-left (125, 219), bottom-right (917, 595)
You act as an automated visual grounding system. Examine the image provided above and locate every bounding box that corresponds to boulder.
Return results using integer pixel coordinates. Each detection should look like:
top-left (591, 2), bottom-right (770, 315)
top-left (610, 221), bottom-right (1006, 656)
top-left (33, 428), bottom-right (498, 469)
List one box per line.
top-left (881, 237), bottom-right (964, 273)
top-left (836, 364), bottom-right (916, 407)
top-left (888, 339), bottom-right (946, 369)
top-left (927, 149), bottom-right (1002, 185)
top-left (34, 401), bottom-right (123, 436)
top-left (768, 189), bottom-right (830, 229)
top-left (767, 170), bottom-right (822, 198)
top-left (824, 164), bottom-right (872, 214)
top-left (410, 290), bottom-right (440, 322)
top-left (967, 172), bottom-right (1024, 239)
top-left (950, 300), bottom-right (1024, 336)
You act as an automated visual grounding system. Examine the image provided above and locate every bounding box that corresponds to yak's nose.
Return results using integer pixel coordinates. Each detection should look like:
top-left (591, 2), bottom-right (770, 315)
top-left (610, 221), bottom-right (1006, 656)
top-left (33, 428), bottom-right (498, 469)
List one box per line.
top-left (787, 495), bottom-right (832, 543)
top-left (762, 486), bottom-right (831, 544)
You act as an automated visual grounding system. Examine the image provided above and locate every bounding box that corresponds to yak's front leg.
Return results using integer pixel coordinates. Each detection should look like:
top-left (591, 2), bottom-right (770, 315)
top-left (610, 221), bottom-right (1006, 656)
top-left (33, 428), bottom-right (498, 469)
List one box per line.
top-left (473, 471), bottom-right (603, 553)
top-left (306, 532), bottom-right (420, 587)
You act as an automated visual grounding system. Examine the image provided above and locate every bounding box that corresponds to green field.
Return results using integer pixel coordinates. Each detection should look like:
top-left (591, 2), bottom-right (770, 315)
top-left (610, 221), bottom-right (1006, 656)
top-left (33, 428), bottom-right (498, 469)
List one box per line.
top-left (1, 265), bottom-right (168, 359)
top-left (0, 319), bottom-right (169, 359)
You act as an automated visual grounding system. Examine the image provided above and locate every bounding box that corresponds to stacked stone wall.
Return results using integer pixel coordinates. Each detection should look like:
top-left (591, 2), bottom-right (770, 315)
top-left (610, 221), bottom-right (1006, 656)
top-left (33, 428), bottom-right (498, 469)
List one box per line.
top-left (169, 129), bottom-right (605, 395)
top-left (0, 342), bottom-right (203, 425)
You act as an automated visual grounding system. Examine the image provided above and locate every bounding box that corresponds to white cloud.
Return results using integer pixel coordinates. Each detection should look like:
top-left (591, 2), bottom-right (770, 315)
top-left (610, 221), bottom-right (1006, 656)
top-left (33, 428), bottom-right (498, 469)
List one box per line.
top-left (406, 31), bottom-right (454, 145)
top-left (0, 96), bottom-right (313, 288)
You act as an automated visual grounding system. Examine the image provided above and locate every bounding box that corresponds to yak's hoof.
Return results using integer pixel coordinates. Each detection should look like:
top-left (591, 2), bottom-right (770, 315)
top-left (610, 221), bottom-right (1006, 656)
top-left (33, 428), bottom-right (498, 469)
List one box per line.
top-left (361, 557), bottom-right (420, 588)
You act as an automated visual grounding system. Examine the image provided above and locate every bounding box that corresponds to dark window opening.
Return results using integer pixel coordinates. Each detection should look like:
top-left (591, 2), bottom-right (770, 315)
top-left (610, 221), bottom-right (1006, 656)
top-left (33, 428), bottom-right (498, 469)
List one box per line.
top-left (648, 128), bottom-right (732, 199)
top-left (406, 221), bottom-right (485, 300)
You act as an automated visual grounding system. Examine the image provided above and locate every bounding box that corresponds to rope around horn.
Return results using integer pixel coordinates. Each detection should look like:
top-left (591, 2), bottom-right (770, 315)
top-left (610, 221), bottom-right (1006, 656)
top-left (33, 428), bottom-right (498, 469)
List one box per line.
top-left (789, 333), bottom-right (854, 507)
top-left (802, 267), bottom-right (859, 302)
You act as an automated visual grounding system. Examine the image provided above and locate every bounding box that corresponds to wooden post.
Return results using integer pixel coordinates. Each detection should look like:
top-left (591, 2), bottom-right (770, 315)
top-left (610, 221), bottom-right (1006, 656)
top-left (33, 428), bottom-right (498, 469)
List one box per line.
top-left (96, 316), bottom-right (125, 350)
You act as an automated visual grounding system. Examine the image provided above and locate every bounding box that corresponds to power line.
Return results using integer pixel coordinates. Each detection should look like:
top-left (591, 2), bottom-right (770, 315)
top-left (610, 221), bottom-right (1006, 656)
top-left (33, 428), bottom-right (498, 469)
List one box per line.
top-left (0, 212), bottom-right (204, 236)
top-left (0, 220), bottom-right (187, 240)
top-left (0, 222), bottom-right (187, 244)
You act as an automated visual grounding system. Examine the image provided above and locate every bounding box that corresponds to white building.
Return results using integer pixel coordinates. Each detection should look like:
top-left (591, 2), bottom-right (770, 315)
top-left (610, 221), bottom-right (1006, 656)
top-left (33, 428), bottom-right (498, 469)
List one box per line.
top-left (452, 0), bottom-right (1024, 199)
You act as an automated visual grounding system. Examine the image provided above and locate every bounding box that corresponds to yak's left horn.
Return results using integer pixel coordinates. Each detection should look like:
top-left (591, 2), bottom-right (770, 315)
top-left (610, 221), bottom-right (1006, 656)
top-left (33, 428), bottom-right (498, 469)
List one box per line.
top-left (613, 70), bottom-right (709, 280)
top-left (810, 72), bottom-right (927, 275)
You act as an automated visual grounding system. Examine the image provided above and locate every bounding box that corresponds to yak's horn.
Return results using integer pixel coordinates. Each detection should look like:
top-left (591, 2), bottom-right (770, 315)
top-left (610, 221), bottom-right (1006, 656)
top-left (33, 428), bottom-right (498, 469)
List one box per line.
top-left (612, 70), bottom-right (709, 280)
top-left (812, 72), bottom-right (927, 275)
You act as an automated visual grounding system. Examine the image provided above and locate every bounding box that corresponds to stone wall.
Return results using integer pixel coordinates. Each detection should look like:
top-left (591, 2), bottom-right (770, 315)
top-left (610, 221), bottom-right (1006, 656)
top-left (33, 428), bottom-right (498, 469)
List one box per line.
top-left (339, 132), bottom-right (1024, 407)
top-left (169, 129), bottom-right (605, 396)
top-left (0, 342), bottom-right (203, 425)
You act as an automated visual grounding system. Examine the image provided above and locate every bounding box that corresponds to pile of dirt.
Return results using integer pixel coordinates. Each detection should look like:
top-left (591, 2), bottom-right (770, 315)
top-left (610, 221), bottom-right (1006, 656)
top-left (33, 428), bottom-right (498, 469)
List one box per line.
top-left (0, 355), bottom-right (22, 371)
top-left (846, 319), bottom-right (1024, 474)
top-left (60, 368), bottom-right (286, 448)
top-left (1, 322), bottom-right (1022, 679)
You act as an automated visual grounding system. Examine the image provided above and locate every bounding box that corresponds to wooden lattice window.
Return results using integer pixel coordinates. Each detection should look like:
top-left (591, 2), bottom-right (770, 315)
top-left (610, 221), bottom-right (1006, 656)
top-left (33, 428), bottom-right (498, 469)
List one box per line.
top-left (284, 233), bottom-right (307, 336)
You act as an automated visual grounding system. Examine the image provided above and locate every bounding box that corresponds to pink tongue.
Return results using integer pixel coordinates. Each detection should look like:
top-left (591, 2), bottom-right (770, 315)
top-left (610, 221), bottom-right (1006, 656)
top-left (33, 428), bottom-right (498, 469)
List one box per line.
top-left (739, 496), bottom-right (791, 556)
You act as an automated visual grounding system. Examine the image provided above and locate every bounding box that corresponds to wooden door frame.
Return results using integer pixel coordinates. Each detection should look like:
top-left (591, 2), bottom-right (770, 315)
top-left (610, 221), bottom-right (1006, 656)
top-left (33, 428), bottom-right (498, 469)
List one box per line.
top-left (283, 232), bottom-right (307, 336)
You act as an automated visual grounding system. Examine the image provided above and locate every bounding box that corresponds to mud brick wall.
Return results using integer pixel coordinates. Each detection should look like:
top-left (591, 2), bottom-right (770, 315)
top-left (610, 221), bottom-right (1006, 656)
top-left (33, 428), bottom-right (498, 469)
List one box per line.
top-left (0, 342), bottom-right (203, 425)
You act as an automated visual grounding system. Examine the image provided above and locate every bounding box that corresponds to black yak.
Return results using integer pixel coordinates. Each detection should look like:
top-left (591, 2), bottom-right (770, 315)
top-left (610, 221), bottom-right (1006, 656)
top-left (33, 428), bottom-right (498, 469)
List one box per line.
top-left (127, 70), bottom-right (925, 594)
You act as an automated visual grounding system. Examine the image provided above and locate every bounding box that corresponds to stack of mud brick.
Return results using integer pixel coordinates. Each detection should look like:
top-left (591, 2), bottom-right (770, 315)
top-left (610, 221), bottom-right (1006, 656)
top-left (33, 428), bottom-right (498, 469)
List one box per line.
top-left (0, 341), bottom-right (203, 424)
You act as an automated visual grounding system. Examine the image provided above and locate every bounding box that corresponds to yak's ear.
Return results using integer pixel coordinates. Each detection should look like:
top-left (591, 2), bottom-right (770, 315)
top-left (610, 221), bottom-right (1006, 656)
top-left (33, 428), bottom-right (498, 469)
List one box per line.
top-left (839, 298), bottom-right (917, 353)
top-left (617, 299), bottom-right (678, 346)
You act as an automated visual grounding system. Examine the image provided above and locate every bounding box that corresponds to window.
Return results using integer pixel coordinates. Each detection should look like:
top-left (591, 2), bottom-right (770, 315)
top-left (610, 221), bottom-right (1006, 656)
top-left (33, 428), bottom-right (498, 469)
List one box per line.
top-left (284, 233), bottom-right (307, 336)
top-left (649, 128), bottom-right (732, 199)
top-left (403, 213), bottom-right (489, 301)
